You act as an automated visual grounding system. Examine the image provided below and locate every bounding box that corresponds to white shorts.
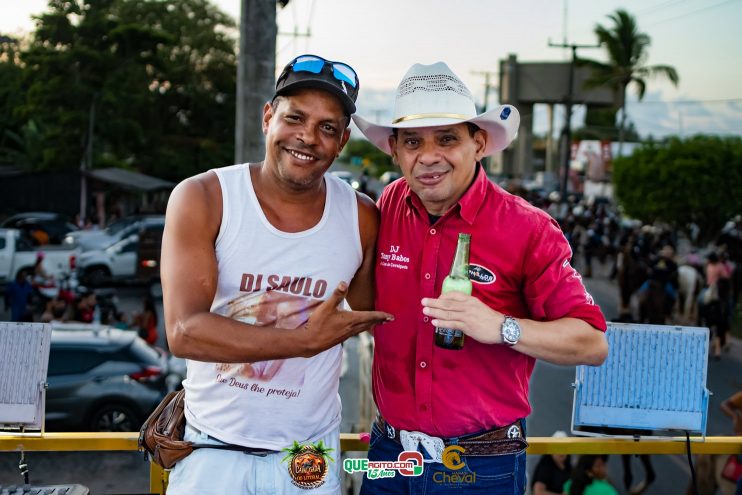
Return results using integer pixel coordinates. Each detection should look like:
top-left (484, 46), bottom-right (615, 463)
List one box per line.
top-left (166, 424), bottom-right (342, 495)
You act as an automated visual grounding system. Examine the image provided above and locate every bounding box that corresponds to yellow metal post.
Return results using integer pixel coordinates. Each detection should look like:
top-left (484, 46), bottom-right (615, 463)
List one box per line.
top-left (1, 432), bottom-right (741, 495)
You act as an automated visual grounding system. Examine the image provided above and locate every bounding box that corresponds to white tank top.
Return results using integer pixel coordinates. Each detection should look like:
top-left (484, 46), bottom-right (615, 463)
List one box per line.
top-left (183, 163), bottom-right (362, 450)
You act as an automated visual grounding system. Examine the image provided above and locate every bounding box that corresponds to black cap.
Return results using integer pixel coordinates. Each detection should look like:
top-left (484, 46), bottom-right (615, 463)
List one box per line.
top-left (274, 56), bottom-right (359, 116)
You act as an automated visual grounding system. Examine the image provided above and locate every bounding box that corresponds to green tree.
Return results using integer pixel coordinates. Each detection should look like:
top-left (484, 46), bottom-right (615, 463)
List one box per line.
top-left (0, 35), bottom-right (27, 165)
top-left (2, 0), bottom-right (237, 180)
top-left (613, 135), bottom-right (742, 242)
top-left (341, 138), bottom-right (394, 177)
top-left (581, 9), bottom-right (679, 149)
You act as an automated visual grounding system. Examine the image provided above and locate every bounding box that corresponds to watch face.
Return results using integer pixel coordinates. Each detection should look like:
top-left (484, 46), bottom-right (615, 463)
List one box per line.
top-left (503, 318), bottom-right (520, 344)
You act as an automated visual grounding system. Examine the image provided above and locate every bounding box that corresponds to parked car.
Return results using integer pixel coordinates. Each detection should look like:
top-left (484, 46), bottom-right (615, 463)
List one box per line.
top-left (1, 212), bottom-right (78, 245)
top-left (45, 326), bottom-right (168, 432)
top-left (379, 171), bottom-right (401, 187)
top-left (78, 235), bottom-right (138, 286)
top-left (63, 215), bottom-right (159, 252)
top-left (0, 228), bottom-right (79, 285)
top-left (76, 216), bottom-right (164, 287)
top-left (330, 170), bottom-right (360, 190)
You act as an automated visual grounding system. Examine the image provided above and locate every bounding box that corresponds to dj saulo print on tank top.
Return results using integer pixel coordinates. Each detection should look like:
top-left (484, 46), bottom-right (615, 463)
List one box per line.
top-left (212, 272), bottom-right (329, 390)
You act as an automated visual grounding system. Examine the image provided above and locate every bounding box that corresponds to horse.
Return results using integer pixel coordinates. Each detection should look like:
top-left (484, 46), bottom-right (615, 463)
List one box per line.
top-left (602, 427), bottom-right (657, 495)
top-left (677, 264), bottom-right (703, 324)
top-left (638, 279), bottom-right (669, 325)
top-left (616, 248), bottom-right (650, 319)
top-left (622, 453), bottom-right (656, 495)
top-left (699, 278), bottom-right (733, 358)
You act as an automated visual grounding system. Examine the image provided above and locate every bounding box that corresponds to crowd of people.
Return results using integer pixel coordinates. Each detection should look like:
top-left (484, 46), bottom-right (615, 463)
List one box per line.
top-left (523, 190), bottom-right (741, 360)
top-left (3, 259), bottom-right (159, 346)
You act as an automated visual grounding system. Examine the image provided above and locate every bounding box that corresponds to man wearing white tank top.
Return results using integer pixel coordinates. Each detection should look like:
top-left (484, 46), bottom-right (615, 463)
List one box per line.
top-left (161, 54), bottom-right (393, 494)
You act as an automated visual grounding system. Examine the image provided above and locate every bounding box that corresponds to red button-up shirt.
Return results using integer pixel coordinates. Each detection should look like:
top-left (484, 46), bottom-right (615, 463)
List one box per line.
top-left (373, 167), bottom-right (606, 438)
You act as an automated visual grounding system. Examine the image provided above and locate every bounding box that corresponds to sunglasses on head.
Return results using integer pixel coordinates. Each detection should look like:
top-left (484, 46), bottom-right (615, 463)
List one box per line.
top-left (290, 54), bottom-right (358, 88)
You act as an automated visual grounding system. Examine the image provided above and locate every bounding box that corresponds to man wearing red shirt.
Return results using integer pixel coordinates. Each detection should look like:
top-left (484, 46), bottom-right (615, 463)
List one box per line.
top-left (353, 62), bottom-right (608, 494)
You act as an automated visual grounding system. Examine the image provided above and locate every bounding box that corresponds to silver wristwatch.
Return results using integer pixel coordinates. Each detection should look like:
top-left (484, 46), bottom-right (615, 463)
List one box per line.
top-left (501, 316), bottom-right (521, 346)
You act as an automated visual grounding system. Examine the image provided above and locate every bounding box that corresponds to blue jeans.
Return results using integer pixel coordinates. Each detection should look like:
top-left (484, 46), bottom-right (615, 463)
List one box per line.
top-left (359, 421), bottom-right (527, 494)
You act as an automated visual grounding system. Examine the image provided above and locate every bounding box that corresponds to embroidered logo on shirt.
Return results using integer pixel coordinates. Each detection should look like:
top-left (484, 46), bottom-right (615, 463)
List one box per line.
top-left (379, 244), bottom-right (410, 270)
top-left (468, 264), bottom-right (496, 285)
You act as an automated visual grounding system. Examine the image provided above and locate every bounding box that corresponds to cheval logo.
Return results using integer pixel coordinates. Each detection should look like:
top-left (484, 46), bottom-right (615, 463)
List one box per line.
top-left (435, 445), bottom-right (476, 485)
top-left (441, 445), bottom-right (466, 470)
top-left (468, 264), bottom-right (495, 285)
top-left (379, 244), bottom-right (410, 270)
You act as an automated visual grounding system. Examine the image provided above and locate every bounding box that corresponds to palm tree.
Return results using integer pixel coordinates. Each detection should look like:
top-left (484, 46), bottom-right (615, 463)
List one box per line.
top-left (581, 9), bottom-right (679, 154)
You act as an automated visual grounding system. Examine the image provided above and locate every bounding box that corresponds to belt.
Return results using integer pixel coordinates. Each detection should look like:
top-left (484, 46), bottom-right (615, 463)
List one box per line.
top-left (188, 424), bottom-right (279, 457)
top-left (375, 416), bottom-right (528, 459)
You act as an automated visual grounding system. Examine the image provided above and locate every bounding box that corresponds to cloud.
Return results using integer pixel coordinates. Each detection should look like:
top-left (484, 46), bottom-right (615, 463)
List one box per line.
top-left (609, 90), bottom-right (742, 138)
top-left (353, 87), bottom-right (742, 141)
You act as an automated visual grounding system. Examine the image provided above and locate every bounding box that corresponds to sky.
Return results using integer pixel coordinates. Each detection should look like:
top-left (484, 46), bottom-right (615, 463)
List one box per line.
top-left (2, 0), bottom-right (742, 138)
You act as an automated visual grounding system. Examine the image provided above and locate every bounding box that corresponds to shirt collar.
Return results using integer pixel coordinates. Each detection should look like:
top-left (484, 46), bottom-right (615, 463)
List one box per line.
top-left (403, 163), bottom-right (488, 225)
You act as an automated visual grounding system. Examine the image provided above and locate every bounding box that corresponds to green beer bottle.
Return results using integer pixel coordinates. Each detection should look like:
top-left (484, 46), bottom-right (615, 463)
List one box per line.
top-left (434, 233), bottom-right (472, 350)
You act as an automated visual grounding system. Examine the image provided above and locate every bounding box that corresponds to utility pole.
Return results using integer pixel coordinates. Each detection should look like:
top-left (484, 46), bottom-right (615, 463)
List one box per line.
top-left (277, 26), bottom-right (311, 55)
top-left (471, 70), bottom-right (498, 173)
top-left (79, 95), bottom-right (97, 224)
top-left (236, 0), bottom-right (277, 164)
top-left (548, 40), bottom-right (600, 202)
top-left (470, 70), bottom-right (498, 112)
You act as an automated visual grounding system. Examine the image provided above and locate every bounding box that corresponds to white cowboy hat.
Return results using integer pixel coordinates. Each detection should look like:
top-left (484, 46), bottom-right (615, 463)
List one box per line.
top-left (353, 62), bottom-right (520, 157)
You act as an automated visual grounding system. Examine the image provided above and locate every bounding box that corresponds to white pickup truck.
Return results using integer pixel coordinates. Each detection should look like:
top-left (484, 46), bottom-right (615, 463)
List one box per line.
top-left (0, 228), bottom-right (80, 284)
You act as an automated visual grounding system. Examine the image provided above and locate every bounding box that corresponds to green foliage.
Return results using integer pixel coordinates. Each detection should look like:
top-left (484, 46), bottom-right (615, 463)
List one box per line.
top-left (579, 9), bottom-right (679, 141)
top-left (613, 135), bottom-right (742, 241)
top-left (582, 10), bottom-right (679, 102)
top-left (0, 36), bottom-right (27, 165)
top-left (574, 107), bottom-right (639, 142)
top-left (0, 0), bottom-right (237, 180)
top-left (341, 138), bottom-right (394, 177)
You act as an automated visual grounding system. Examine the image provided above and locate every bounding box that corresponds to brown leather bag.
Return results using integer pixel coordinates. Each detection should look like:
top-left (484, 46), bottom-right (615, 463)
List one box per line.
top-left (138, 389), bottom-right (193, 469)
top-left (139, 389), bottom-right (279, 469)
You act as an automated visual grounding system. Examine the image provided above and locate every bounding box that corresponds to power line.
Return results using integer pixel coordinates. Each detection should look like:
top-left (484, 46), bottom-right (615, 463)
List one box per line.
top-left (636, 0), bottom-right (698, 16)
top-left (647, 0), bottom-right (739, 26)
top-left (626, 97), bottom-right (742, 105)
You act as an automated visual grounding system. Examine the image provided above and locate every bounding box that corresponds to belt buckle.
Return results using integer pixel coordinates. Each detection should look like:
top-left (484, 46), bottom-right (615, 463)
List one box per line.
top-left (399, 430), bottom-right (445, 463)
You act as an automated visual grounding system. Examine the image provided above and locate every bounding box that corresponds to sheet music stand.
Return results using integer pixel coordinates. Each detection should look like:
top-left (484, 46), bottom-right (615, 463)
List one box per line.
top-left (0, 322), bottom-right (52, 436)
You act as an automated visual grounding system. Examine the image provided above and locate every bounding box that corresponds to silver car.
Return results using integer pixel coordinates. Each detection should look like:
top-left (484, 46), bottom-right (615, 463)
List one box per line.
top-left (45, 326), bottom-right (169, 431)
